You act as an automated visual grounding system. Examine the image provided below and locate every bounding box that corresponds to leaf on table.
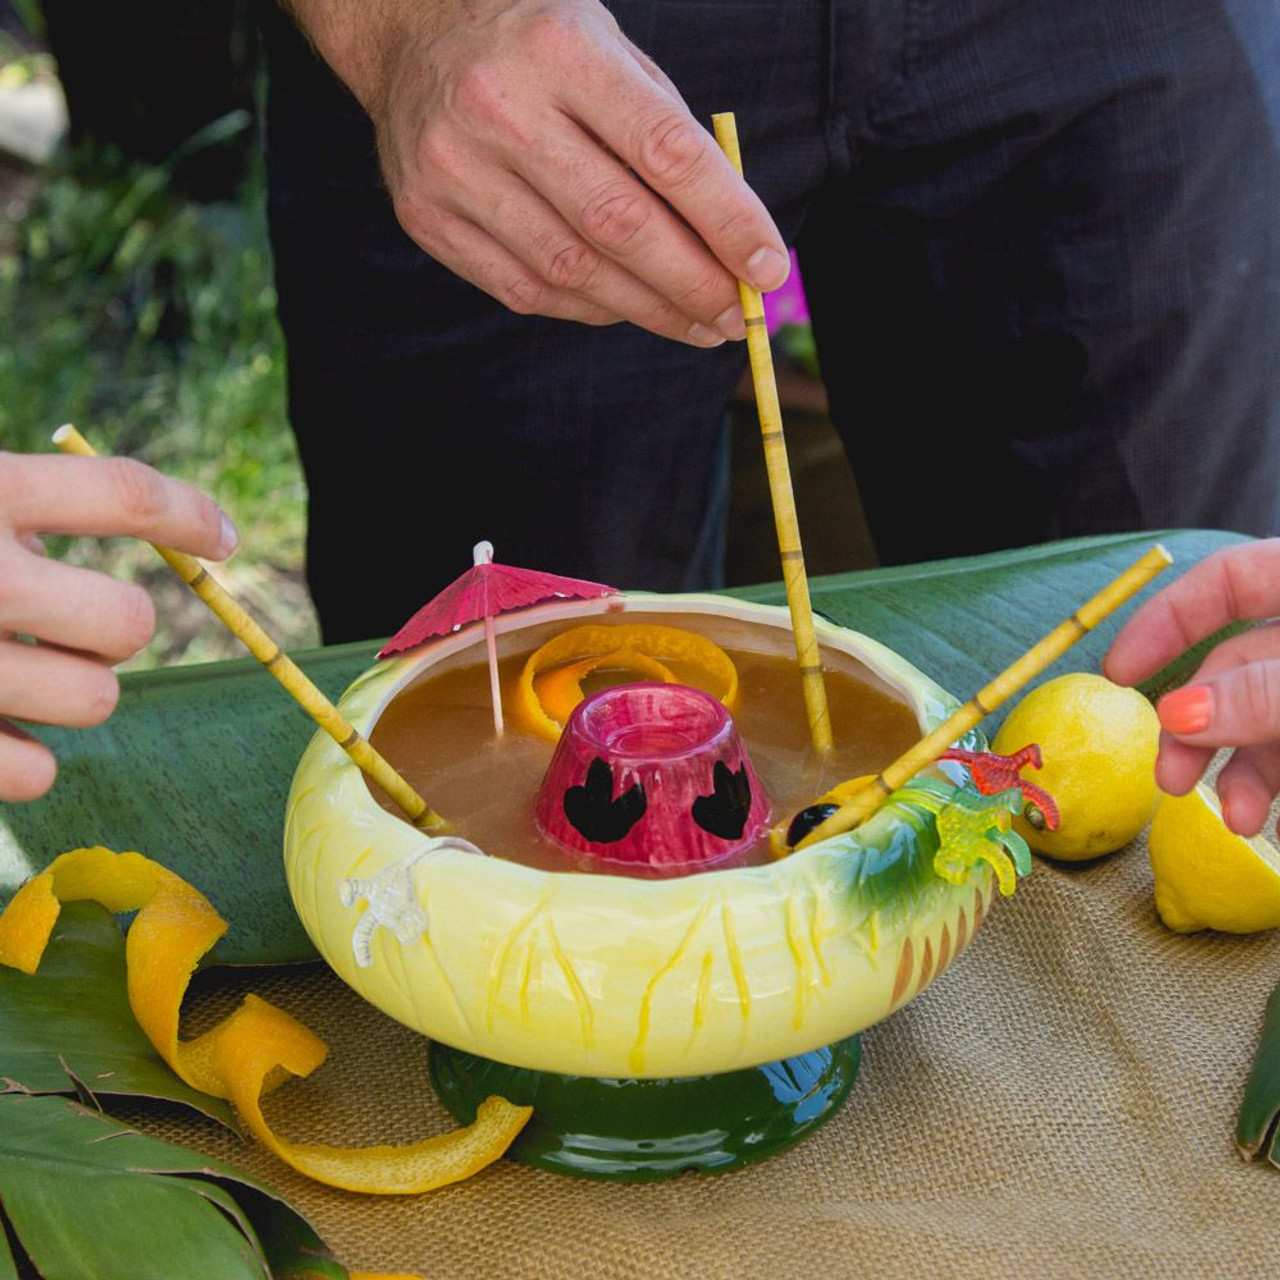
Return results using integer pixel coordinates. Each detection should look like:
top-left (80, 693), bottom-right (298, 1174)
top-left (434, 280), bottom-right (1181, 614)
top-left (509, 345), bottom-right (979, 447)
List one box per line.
top-left (0, 641), bottom-right (372, 966)
top-left (0, 1093), bottom-right (350, 1280)
top-left (0, 531), bottom-right (1247, 966)
top-left (0, 900), bottom-right (233, 1126)
top-left (1237, 978), bottom-right (1280, 1164)
top-left (0, 1222), bottom-right (18, 1280)
top-left (248, 1196), bottom-right (352, 1280)
top-left (736, 529), bottom-right (1248, 715)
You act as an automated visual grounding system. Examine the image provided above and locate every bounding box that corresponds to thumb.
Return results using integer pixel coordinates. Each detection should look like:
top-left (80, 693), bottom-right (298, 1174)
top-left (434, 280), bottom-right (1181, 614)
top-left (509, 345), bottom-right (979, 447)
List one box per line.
top-left (1156, 659), bottom-right (1280, 748)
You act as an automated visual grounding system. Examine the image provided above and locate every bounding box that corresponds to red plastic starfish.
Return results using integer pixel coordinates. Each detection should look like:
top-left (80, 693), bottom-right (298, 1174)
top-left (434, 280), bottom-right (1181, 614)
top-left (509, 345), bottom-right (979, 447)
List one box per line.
top-left (937, 744), bottom-right (1061, 831)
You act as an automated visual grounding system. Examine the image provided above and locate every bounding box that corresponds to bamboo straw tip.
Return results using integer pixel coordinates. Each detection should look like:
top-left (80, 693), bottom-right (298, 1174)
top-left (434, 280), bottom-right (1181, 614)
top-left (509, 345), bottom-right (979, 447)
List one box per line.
top-left (52, 425), bottom-right (94, 458)
top-left (711, 113), bottom-right (740, 153)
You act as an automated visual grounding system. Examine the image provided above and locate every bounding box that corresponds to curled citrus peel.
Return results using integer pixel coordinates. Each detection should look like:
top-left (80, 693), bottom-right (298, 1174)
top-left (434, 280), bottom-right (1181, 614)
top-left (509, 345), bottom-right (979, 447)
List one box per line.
top-left (767, 775), bottom-right (878, 859)
top-left (0, 847), bottom-right (531, 1197)
top-left (517, 622), bottom-right (739, 741)
top-left (534, 649), bottom-right (676, 726)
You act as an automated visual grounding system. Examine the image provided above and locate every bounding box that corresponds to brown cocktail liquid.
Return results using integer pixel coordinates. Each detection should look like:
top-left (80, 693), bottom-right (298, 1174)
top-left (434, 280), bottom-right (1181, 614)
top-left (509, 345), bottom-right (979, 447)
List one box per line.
top-left (369, 628), bottom-right (920, 876)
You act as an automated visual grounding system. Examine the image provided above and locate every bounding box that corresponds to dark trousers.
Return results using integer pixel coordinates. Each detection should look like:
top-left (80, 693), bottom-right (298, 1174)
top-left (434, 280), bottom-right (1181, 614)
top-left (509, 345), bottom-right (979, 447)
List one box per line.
top-left (260, 0), bottom-right (1280, 644)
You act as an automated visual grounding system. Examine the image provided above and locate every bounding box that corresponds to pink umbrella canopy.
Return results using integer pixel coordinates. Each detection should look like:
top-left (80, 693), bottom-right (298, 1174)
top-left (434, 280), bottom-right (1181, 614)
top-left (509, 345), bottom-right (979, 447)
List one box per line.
top-left (378, 541), bottom-right (617, 659)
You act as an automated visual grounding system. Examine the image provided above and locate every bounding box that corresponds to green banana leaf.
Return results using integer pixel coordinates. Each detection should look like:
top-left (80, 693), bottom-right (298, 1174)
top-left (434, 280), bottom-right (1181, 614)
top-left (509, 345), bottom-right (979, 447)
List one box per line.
top-left (0, 1093), bottom-right (349, 1280)
top-left (0, 901), bottom-right (233, 1126)
top-left (1237, 977), bottom-right (1280, 1165)
top-left (0, 528), bottom-right (1245, 964)
top-left (741, 529), bottom-right (1248, 703)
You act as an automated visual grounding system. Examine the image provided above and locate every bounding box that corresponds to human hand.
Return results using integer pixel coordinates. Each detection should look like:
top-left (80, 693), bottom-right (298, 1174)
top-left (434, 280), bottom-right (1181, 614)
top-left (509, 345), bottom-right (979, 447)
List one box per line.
top-left (290, 0), bottom-right (790, 344)
top-left (1104, 540), bottom-right (1280, 837)
top-left (0, 451), bottom-right (237, 801)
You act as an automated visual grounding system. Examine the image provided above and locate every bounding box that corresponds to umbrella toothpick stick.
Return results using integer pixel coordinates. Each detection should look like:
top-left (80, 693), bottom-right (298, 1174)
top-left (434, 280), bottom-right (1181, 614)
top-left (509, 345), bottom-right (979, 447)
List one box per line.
top-left (473, 541), bottom-right (505, 737)
top-left (794, 543), bottom-right (1174, 850)
top-left (712, 111), bottom-right (833, 755)
top-left (53, 426), bottom-right (446, 833)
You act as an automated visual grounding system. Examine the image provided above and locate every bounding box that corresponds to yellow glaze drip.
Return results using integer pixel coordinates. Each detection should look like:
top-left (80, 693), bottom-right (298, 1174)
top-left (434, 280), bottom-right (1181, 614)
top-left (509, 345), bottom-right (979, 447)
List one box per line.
top-left (545, 917), bottom-right (595, 1049)
top-left (631, 898), bottom-right (715, 1073)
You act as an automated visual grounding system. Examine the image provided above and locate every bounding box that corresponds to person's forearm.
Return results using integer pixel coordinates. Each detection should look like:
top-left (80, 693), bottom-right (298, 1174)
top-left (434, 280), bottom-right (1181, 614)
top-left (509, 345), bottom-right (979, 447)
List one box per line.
top-left (280, 0), bottom-right (424, 113)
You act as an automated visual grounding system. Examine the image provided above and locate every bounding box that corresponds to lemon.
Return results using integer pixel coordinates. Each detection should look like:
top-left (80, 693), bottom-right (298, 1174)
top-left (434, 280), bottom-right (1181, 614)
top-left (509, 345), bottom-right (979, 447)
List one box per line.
top-left (991, 672), bottom-right (1159, 862)
top-left (1147, 783), bottom-right (1280, 933)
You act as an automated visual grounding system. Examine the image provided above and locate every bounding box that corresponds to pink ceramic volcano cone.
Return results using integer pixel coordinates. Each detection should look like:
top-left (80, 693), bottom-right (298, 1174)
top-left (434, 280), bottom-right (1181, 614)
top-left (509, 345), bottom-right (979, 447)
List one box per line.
top-left (535, 683), bottom-right (771, 868)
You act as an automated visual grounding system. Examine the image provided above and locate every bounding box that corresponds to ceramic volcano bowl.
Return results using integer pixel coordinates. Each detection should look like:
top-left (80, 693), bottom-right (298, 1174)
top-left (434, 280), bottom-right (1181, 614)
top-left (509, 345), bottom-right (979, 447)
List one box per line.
top-left (283, 593), bottom-right (999, 1083)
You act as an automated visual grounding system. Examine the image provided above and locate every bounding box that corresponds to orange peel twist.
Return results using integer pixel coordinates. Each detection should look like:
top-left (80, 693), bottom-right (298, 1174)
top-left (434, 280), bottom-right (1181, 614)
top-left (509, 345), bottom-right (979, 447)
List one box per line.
top-left (516, 622), bottom-right (739, 741)
top-left (0, 847), bottom-right (531, 1199)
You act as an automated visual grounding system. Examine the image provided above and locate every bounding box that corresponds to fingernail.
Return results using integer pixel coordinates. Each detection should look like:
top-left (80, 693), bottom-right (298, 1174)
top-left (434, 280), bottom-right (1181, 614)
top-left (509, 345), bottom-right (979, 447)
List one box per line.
top-left (687, 322), bottom-right (726, 348)
top-left (1157, 684), bottom-right (1213, 735)
top-left (217, 512), bottom-right (239, 558)
top-left (712, 305), bottom-right (746, 341)
top-left (745, 246), bottom-right (790, 291)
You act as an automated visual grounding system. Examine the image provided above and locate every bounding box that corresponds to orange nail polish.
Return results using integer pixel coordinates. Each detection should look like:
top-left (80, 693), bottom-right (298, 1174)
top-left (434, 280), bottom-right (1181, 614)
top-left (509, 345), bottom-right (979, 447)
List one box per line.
top-left (1158, 684), bottom-right (1213, 735)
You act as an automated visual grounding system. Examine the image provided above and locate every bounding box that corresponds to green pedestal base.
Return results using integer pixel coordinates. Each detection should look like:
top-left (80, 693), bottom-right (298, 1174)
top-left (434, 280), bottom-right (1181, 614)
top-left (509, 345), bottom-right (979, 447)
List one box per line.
top-left (429, 1036), bottom-right (861, 1182)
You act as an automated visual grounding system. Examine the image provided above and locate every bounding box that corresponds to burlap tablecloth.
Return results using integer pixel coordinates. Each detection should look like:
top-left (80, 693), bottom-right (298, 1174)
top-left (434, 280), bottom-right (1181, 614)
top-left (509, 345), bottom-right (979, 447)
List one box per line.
top-left (119, 813), bottom-right (1280, 1279)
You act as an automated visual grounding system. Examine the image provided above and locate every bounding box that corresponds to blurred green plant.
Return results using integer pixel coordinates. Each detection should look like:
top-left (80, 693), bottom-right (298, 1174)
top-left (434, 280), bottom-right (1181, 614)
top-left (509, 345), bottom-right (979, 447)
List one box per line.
top-left (1, 111), bottom-right (318, 665)
top-left (6, 0), bottom-right (45, 39)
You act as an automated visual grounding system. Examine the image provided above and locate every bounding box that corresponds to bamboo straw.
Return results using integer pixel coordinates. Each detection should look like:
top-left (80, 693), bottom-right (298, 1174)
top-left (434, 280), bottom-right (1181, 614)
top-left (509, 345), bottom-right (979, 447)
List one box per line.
top-left (53, 426), bottom-right (445, 832)
top-left (794, 543), bottom-right (1174, 850)
top-left (712, 111), bottom-right (833, 755)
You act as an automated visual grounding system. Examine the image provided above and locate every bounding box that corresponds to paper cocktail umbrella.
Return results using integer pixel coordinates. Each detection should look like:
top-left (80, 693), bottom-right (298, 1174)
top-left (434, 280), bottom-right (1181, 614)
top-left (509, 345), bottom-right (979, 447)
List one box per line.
top-left (379, 541), bottom-right (616, 735)
top-left (52, 426), bottom-right (445, 832)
